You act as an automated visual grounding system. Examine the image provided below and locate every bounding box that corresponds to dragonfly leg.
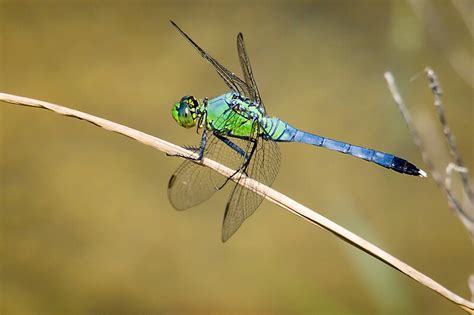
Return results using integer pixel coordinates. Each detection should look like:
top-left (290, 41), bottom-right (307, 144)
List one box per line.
top-left (221, 137), bottom-right (257, 188)
top-left (195, 98), bottom-right (208, 134)
top-left (214, 133), bottom-right (247, 158)
top-left (169, 129), bottom-right (208, 161)
top-left (240, 137), bottom-right (257, 175)
top-left (216, 119), bottom-right (259, 188)
top-left (213, 133), bottom-right (249, 189)
top-left (239, 117), bottom-right (260, 174)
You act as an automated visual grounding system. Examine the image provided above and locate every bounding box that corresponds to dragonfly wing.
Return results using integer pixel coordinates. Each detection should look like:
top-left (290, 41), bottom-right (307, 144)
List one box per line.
top-left (221, 137), bottom-right (281, 242)
top-left (168, 159), bottom-right (222, 210)
top-left (237, 32), bottom-right (266, 114)
top-left (168, 133), bottom-right (246, 210)
top-left (170, 21), bottom-right (256, 101)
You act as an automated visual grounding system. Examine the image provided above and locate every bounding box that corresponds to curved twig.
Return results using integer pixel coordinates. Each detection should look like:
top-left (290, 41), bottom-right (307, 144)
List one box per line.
top-left (1, 92), bottom-right (473, 313)
top-left (384, 72), bottom-right (474, 235)
top-left (425, 68), bottom-right (473, 204)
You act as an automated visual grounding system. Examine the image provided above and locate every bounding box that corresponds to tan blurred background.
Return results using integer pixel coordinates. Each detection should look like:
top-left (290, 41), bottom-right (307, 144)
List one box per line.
top-left (1, 1), bottom-right (473, 314)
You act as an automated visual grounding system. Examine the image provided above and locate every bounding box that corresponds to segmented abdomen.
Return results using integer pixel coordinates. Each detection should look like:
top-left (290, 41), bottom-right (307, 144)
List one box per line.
top-left (268, 119), bottom-right (424, 176)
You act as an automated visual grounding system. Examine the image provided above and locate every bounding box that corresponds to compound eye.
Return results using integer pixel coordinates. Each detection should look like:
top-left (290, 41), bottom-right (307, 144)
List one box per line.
top-left (176, 100), bottom-right (196, 128)
top-left (184, 107), bottom-right (192, 119)
top-left (189, 96), bottom-right (199, 108)
top-left (181, 95), bottom-right (199, 109)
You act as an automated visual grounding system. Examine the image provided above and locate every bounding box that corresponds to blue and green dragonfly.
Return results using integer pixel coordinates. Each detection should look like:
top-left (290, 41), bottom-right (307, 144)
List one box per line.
top-left (168, 21), bottom-right (426, 242)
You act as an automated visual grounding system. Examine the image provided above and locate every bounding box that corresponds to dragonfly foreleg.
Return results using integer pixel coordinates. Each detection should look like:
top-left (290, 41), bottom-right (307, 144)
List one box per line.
top-left (169, 129), bottom-right (208, 161)
top-left (195, 98), bottom-right (208, 134)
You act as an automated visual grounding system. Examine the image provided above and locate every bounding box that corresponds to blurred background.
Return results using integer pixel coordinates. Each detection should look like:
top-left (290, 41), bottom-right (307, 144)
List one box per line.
top-left (1, 1), bottom-right (473, 314)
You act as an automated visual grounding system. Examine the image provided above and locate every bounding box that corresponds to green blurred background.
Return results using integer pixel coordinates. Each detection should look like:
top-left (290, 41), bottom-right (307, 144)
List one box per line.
top-left (1, 1), bottom-right (473, 314)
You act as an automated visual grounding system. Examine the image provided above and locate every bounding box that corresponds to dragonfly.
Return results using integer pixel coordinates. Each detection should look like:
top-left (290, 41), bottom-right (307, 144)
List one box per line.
top-left (167, 21), bottom-right (426, 242)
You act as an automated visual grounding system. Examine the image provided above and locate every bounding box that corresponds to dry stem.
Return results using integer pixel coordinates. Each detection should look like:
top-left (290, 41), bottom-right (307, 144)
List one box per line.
top-left (425, 68), bottom-right (473, 204)
top-left (384, 71), bottom-right (474, 237)
top-left (384, 70), bottom-right (474, 306)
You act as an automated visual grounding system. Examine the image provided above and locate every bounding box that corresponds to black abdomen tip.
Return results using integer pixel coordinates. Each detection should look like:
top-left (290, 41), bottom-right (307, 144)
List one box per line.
top-left (391, 157), bottom-right (427, 177)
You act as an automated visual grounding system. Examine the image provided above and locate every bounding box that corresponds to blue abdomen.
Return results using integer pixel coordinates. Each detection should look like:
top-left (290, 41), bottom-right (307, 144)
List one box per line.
top-left (271, 120), bottom-right (424, 176)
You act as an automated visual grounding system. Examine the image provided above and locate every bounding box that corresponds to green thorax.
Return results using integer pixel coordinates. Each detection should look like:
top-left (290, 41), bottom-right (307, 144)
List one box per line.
top-left (205, 92), bottom-right (289, 140)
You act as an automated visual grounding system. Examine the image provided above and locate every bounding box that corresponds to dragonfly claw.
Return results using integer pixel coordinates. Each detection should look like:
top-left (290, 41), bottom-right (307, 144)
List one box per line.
top-left (168, 152), bottom-right (203, 162)
top-left (182, 145), bottom-right (200, 152)
top-left (166, 145), bottom-right (201, 160)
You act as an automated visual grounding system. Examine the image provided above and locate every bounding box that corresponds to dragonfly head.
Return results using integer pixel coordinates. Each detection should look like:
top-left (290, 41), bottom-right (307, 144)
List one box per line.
top-left (172, 95), bottom-right (201, 128)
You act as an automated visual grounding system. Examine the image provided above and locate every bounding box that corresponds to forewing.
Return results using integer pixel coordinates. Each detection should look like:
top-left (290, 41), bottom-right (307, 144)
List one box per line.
top-left (171, 21), bottom-right (255, 101)
top-left (237, 33), bottom-right (266, 114)
top-left (168, 133), bottom-right (246, 210)
top-left (221, 138), bottom-right (281, 242)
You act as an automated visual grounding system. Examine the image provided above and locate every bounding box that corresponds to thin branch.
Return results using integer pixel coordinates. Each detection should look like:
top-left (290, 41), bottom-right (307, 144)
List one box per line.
top-left (425, 67), bottom-right (473, 203)
top-left (446, 163), bottom-right (469, 194)
top-left (1, 92), bottom-right (473, 313)
top-left (444, 163), bottom-right (474, 236)
top-left (384, 72), bottom-right (474, 237)
top-left (384, 72), bottom-right (443, 186)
